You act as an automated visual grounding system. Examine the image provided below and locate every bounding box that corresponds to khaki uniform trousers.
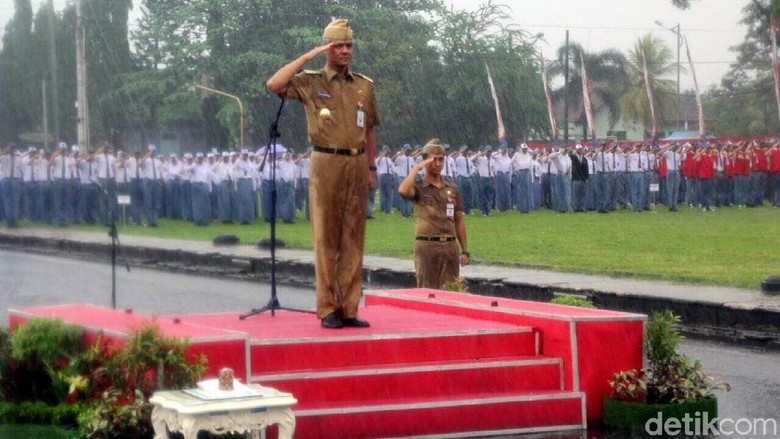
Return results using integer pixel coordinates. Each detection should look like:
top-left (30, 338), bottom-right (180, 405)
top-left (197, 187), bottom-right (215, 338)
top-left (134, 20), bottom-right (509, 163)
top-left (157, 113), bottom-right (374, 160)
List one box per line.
top-left (414, 240), bottom-right (459, 289)
top-left (310, 151), bottom-right (368, 319)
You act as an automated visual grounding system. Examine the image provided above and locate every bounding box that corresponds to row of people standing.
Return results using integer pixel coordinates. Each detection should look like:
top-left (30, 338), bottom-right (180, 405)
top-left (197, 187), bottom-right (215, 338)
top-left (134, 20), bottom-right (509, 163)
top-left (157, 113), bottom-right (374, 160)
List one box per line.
top-left (371, 140), bottom-right (780, 217)
top-left (0, 142), bottom-right (314, 228)
top-left (4, 139), bottom-right (779, 229)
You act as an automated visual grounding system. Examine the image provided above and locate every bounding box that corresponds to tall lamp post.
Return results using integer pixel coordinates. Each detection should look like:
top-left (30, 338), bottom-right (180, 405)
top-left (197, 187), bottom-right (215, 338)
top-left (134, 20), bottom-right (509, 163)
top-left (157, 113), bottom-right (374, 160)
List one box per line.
top-left (655, 21), bottom-right (682, 132)
top-left (195, 84), bottom-right (245, 150)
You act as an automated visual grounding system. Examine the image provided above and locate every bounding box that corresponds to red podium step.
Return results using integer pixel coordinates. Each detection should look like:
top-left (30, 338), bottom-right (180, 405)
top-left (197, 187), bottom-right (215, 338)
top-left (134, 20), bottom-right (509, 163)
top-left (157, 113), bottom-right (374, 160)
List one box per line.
top-left (9, 287), bottom-right (645, 438)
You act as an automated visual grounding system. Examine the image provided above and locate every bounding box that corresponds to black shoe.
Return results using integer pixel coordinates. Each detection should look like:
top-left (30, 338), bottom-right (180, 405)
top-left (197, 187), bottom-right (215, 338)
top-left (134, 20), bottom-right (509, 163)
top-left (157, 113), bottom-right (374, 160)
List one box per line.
top-left (320, 312), bottom-right (344, 329)
top-left (342, 316), bottom-right (371, 328)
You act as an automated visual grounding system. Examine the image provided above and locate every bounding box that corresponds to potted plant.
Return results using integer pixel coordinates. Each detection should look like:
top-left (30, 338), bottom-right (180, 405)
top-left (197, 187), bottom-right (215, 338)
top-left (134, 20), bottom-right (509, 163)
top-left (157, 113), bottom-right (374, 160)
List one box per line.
top-left (602, 310), bottom-right (730, 431)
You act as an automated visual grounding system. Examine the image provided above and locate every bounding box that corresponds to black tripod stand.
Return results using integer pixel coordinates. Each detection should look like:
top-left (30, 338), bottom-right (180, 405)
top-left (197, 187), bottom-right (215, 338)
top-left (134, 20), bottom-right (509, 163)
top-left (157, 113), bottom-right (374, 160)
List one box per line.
top-left (240, 97), bottom-right (315, 319)
top-left (108, 221), bottom-right (131, 309)
top-left (95, 177), bottom-right (131, 309)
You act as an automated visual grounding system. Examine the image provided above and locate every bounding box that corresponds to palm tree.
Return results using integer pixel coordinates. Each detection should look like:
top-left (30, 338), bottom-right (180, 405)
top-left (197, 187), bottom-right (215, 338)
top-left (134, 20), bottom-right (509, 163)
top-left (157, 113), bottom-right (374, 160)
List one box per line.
top-left (549, 42), bottom-right (628, 141)
top-left (619, 34), bottom-right (677, 138)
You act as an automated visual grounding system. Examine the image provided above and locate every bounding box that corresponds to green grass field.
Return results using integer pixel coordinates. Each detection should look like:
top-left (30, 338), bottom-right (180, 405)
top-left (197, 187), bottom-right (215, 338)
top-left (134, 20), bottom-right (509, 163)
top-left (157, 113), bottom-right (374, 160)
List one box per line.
top-left (57, 204), bottom-right (779, 290)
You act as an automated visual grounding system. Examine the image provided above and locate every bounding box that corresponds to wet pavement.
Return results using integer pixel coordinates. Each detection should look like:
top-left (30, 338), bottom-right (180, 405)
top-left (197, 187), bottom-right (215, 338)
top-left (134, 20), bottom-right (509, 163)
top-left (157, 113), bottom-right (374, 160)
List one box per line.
top-left (2, 249), bottom-right (778, 439)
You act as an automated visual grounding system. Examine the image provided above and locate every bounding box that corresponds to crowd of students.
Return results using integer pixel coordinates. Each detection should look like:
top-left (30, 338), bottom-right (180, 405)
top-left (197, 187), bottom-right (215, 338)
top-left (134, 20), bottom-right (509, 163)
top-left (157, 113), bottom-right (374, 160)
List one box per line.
top-left (375, 139), bottom-right (780, 217)
top-left (0, 142), bottom-right (307, 228)
top-left (1, 138), bottom-right (778, 229)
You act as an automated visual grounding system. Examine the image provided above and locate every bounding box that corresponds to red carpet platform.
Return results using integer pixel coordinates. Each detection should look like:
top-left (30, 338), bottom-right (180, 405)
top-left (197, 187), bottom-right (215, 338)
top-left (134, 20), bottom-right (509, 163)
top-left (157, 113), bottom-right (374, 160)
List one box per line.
top-left (9, 288), bottom-right (645, 438)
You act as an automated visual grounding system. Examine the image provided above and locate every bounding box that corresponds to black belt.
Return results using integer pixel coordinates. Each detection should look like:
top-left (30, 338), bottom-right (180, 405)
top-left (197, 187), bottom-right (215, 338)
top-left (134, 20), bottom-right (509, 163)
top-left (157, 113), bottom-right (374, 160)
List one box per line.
top-left (313, 145), bottom-right (364, 156)
top-left (416, 236), bottom-right (456, 242)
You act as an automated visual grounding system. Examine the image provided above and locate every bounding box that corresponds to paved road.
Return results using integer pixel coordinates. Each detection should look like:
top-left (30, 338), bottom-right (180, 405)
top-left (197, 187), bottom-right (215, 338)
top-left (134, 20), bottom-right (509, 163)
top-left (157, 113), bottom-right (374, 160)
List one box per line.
top-left (2, 249), bottom-right (779, 438)
top-left (0, 249), bottom-right (314, 324)
top-left (2, 228), bottom-right (779, 316)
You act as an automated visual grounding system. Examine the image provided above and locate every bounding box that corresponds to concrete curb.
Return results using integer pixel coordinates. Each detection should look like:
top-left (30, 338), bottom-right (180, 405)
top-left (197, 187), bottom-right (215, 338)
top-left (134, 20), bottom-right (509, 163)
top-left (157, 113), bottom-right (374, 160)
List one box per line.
top-left (1, 230), bottom-right (779, 348)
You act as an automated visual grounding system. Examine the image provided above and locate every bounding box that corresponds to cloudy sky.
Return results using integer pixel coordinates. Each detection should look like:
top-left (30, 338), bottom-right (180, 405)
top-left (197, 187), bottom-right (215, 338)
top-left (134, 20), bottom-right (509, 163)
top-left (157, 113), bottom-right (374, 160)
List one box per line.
top-left (1, 0), bottom-right (748, 89)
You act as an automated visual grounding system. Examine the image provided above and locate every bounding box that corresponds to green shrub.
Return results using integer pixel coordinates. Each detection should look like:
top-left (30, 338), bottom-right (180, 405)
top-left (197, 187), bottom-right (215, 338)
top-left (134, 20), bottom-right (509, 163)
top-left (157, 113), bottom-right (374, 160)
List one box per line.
top-left (550, 295), bottom-right (596, 308)
top-left (608, 310), bottom-right (730, 406)
top-left (0, 400), bottom-right (85, 427)
top-left (0, 424), bottom-right (81, 439)
top-left (608, 369), bottom-right (646, 401)
top-left (645, 310), bottom-right (682, 365)
top-left (441, 276), bottom-right (469, 293)
top-left (0, 327), bottom-right (12, 400)
top-left (11, 319), bottom-right (84, 367)
top-left (602, 396), bottom-right (718, 429)
top-left (107, 322), bottom-right (207, 399)
top-left (77, 323), bottom-right (207, 439)
top-left (4, 319), bottom-right (84, 404)
top-left (78, 389), bottom-right (153, 439)
top-left (647, 355), bottom-right (731, 404)
top-left (1, 319), bottom-right (207, 437)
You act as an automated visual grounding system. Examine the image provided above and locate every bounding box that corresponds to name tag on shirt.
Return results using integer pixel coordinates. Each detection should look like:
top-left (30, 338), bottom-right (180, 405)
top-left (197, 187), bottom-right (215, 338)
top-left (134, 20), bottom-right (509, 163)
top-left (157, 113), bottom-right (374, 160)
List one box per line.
top-left (446, 203), bottom-right (454, 220)
top-left (357, 109), bottom-right (365, 128)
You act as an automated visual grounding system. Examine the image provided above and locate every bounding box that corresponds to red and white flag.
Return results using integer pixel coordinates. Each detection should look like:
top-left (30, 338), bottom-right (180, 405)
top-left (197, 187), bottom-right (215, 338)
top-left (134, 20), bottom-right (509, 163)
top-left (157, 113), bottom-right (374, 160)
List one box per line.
top-left (540, 51), bottom-right (559, 145)
top-left (639, 40), bottom-right (659, 141)
top-left (484, 59), bottom-right (507, 143)
top-left (579, 51), bottom-right (597, 145)
top-left (770, 15), bottom-right (780, 126)
top-left (684, 36), bottom-right (706, 142)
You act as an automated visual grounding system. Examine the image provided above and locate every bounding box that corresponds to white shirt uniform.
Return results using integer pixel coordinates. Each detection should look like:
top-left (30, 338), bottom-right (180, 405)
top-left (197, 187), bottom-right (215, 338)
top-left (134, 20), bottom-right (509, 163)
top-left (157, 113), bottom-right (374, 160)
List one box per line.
top-left (94, 153), bottom-right (116, 179)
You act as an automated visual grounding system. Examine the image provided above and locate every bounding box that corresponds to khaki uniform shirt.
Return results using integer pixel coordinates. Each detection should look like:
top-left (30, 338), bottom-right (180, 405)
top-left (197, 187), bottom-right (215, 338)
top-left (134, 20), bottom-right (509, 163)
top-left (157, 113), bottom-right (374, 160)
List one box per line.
top-left (411, 179), bottom-right (464, 237)
top-left (283, 65), bottom-right (380, 149)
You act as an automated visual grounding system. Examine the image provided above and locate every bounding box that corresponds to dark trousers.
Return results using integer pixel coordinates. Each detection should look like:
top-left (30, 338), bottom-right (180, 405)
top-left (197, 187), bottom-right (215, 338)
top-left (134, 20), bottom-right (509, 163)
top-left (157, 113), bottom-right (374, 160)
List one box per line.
top-left (2, 178), bottom-right (21, 227)
top-left (143, 179), bottom-right (161, 225)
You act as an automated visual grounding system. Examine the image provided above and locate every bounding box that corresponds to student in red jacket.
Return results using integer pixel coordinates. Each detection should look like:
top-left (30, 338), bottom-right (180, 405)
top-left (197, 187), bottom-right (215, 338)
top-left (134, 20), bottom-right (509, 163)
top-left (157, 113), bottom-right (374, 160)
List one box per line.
top-left (749, 142), bottom-right (769, 207)
top-left (731, 144), bottom-right (752, 208)
top-left (696, 146), bottom-right (716, 211)
top-left (682, 145), bottom-right (699, 207)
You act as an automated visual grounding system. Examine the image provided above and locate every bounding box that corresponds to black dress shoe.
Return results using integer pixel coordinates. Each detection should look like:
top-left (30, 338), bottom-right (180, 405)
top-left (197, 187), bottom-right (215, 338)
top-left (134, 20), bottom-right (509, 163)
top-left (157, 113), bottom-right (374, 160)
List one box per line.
top-left (342, 316), bottom-right (371, 328)
top-left (321, 312), bottom-right (344, 329)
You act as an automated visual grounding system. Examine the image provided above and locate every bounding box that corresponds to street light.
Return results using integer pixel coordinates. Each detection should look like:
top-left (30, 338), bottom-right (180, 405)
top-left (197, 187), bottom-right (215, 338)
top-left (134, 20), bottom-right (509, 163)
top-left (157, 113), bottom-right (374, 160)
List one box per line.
top-left (655, 20), bottom-right (682, 132)
top-left (195, 84), bottom-right (245, 150)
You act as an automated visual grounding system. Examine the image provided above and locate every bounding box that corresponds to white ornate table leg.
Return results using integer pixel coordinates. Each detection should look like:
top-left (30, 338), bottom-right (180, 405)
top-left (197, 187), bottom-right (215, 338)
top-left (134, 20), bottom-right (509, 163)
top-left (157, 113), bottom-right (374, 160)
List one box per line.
top-left (151, 406), bottom-right (171, 439)
top-left (274, 408), bottom-right (296, 439)
top-left (181, 416), bottom-right (202, 439)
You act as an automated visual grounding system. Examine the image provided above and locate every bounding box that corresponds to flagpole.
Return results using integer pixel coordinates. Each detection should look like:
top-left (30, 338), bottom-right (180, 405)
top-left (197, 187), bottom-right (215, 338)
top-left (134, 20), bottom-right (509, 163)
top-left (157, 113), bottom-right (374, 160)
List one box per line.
top-left (684, 36), bottom-right (705, 144)
top-left (579, 51), bottom-right (597, 146)
top-left (540, 52), bottom-right (559, 146)
top-left (483, 59), bottom-right (507, 144)
top-left (770, 15), bottom-right (780, 127)
top-left (639, 39), bottom-right (659, 145)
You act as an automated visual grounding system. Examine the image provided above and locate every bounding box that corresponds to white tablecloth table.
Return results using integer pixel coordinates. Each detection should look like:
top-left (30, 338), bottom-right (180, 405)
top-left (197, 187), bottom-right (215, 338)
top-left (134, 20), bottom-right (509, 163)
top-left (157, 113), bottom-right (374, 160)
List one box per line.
top-left (150, 384), bottom-right (297, 439)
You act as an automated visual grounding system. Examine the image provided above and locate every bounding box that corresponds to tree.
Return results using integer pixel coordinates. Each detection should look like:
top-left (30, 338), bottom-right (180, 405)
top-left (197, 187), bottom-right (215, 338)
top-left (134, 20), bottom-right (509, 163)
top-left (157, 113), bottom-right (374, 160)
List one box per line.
top-left (0, 0), bottom-right (36, 143)
top-left (705, 71), bottom-right (779, 137)
top-left (705, 0), bottom-right (780, 136)
top-left (84, 0), bottom-right (133, 145)
top-left (434, 1), bottom-right (547, 146)
top-left (619, 34), bottom-right (677, 138)
top-left (549, 42), bottom-right (628, 140)
top-left (1, 0), bottom-right (552, 150)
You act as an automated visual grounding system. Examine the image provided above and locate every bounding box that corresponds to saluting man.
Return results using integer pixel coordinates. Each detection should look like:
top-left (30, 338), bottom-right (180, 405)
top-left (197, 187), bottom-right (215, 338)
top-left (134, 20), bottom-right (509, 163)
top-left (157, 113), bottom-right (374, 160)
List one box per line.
top-left (398, 138), bottom-right (469, 289)
top-left (267, 18), bottom-right (380, 329)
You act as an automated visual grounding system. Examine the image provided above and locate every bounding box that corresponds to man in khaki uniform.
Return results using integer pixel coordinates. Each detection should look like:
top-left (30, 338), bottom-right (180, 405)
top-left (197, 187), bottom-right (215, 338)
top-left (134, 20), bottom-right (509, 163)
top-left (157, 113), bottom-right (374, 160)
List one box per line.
top-left (398, 139), bottom-right (470, 289)
top-left (267, 18), bottom-right (379, 329)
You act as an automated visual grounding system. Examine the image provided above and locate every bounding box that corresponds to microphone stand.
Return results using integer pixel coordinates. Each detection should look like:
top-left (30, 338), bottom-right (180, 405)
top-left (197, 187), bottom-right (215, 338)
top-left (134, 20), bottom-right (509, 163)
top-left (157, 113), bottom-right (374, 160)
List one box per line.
top-left (94, 177), bottom-right (131, 309)
top-left (108, 220), bottom-right (131, 309)
top-left (240, 97), bottom-right (315, 319)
